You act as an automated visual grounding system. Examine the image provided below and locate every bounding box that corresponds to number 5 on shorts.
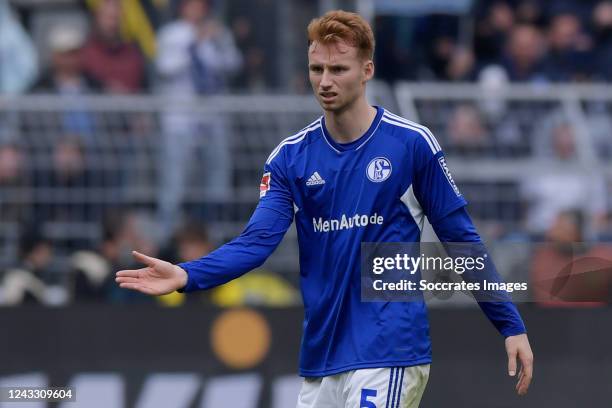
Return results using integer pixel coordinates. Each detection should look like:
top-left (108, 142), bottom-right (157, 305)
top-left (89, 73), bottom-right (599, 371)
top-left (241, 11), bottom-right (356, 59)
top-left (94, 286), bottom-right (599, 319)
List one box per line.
top-left (360, 388), bottom-right (377, 408)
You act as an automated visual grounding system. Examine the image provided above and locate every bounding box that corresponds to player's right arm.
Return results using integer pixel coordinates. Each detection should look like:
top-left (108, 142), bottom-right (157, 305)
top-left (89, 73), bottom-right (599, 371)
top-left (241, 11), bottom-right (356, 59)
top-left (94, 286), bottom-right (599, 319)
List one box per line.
top-left (116, 152), bottom-right (294, 295)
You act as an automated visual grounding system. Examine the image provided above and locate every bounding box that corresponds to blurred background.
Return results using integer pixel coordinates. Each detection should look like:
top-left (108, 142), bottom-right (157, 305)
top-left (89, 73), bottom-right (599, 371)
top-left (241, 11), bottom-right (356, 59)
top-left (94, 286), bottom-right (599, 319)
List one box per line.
top-left (0, 0), bottom-right (611, 407)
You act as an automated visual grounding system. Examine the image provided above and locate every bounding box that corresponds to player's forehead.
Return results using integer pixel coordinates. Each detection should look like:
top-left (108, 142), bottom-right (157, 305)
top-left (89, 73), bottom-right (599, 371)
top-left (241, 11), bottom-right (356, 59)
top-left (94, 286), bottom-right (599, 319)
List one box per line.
top-left (308, 40), bottom-right (360, 65)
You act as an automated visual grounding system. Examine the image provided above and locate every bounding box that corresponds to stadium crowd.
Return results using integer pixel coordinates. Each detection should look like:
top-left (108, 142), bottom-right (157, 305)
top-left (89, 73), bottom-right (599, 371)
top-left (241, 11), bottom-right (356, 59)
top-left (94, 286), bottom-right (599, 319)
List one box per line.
top-left (0, 0), bottom-right (610, 305)
top-left (0, 0), bottom-right (284, 95)
top-left (3, 0), bottom-right (612, 96)
top-left (376, 0), bottom-right (612, 83)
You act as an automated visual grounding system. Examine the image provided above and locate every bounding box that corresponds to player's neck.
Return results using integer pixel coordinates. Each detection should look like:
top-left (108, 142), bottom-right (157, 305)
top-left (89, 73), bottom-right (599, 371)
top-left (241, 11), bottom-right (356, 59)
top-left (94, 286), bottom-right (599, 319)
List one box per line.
top-left (324, 99), bottom-right (377, 144)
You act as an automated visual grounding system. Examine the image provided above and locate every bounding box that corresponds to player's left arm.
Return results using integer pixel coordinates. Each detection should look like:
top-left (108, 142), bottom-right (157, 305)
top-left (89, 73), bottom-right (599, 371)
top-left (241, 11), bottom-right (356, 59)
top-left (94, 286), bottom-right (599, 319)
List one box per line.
top-left (431, 207), bottom-right (533, 396)
top-left (411, 135), bottom-right (533, 395)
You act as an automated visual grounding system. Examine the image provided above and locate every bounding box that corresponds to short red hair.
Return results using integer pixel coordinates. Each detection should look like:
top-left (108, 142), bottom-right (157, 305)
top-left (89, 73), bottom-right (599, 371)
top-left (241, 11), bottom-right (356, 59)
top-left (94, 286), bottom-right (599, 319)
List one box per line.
top-left (307, 10), bottom-right (375, 60)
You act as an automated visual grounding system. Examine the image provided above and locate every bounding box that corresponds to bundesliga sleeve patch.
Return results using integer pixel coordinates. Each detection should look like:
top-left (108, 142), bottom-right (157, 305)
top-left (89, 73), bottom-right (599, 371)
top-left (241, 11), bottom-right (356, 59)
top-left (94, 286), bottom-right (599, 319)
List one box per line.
top-left (438, 156), bottom-right (462, 197)
top-left (259, 172), bottom-right (271, 198)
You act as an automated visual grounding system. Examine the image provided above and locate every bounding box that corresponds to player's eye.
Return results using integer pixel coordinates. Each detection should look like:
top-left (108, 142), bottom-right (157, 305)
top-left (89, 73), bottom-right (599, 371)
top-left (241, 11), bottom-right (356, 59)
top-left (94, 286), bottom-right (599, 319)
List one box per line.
top-left (331, 66), bottom-right (347, 73)
top-left (310, 66), bottom-right (323, 73)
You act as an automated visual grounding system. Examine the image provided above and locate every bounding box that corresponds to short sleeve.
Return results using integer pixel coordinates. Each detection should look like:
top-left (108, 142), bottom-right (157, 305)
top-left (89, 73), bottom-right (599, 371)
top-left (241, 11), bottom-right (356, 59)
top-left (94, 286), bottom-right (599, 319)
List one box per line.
top-left (258, 149), bottom-right (294, 220)
top-left (412, 134), bottom-right (467, 224)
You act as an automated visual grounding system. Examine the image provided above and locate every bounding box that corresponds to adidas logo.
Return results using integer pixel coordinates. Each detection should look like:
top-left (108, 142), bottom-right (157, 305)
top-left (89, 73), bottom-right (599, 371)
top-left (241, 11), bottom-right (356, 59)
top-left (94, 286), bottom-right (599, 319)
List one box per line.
top-left (306, 171), bottom-right (326, 186)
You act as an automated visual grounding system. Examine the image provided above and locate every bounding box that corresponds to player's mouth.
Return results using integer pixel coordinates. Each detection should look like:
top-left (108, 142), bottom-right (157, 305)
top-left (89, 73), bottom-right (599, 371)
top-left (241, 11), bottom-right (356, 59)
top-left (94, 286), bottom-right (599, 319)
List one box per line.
top-left (319, 92), bottom-right (337, 102)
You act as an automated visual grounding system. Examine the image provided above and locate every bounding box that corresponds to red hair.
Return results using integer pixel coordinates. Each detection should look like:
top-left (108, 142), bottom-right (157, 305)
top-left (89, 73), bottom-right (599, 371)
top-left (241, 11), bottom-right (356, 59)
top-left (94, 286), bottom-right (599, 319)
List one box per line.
top-left (307, 10), bottom-right (375, 60)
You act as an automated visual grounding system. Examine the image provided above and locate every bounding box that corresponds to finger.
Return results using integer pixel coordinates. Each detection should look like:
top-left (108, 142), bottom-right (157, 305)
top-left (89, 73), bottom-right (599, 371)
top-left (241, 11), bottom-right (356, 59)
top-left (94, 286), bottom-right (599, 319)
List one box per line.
top-left (119, 282), bottom-right (157, 295)
top-left (132, 251), bottom-right (158, 267)
top-left (115, 276), bottom-right (140, 284)
top-left (517, 355), bottom-right (533, 395)
top-left (507, 348), bottom-right (517, 376)
top-left (515, 367), bottom-right (523, 392)
top-left (116, 267), bottom-right (147, 278)
top-left (518, 377), bottom-right (531, 396)
top-left (517, 371), bottom-right (528, 395)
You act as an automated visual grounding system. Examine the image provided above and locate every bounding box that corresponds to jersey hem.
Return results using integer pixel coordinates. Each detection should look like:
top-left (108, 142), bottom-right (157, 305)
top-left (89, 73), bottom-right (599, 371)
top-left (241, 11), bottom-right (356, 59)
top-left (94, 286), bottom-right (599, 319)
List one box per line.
top-left (299, 357), bottom-right (432, 378)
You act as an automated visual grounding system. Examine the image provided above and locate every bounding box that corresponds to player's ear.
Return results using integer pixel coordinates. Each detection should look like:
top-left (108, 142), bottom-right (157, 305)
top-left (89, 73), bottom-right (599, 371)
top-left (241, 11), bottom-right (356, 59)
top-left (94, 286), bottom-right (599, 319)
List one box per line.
top-left (363, 59), bottom-right (374, 82)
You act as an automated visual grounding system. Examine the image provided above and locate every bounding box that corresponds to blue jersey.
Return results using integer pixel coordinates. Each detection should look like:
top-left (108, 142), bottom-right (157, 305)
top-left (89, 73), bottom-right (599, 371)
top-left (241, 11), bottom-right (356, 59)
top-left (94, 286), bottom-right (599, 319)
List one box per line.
top-left (180, 106), bottom-right (526, 377)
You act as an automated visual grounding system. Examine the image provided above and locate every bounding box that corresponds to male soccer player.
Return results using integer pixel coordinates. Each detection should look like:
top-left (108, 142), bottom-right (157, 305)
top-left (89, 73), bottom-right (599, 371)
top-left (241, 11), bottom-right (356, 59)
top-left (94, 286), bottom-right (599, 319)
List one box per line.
top-left (116, 10), bottom-right (533, 407)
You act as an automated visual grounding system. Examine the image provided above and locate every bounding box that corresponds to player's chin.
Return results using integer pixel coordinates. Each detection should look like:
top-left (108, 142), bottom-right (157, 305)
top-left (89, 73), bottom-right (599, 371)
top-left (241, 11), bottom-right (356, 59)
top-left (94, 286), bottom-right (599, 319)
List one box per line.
top-left (317, 97), bottom-right (342, 112)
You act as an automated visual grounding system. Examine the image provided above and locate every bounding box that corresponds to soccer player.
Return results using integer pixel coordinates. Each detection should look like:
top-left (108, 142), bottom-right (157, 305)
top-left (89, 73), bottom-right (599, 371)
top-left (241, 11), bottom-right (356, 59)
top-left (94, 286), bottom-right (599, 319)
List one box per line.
top-left (116, 10), bottom-right (533, 407)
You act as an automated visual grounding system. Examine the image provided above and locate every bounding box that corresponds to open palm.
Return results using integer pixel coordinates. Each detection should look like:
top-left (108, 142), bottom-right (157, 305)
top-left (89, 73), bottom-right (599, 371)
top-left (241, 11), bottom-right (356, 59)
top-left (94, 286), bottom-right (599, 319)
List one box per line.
top-left (115, 251), bottom-right (188, 295)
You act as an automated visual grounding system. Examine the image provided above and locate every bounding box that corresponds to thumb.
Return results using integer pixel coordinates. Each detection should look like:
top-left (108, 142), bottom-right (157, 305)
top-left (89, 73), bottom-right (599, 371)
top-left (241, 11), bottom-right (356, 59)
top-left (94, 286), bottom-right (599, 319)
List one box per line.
top-left (508, 348), bottom-right (517, 376)
top-left (132, 251), bottom-right (158, 267)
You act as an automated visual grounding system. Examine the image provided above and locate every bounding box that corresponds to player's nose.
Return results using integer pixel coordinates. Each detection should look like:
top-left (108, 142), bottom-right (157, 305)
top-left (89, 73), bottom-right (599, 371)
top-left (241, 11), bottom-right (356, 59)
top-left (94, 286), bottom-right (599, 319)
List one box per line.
top-left (320, 70), bottom-right (333, 89)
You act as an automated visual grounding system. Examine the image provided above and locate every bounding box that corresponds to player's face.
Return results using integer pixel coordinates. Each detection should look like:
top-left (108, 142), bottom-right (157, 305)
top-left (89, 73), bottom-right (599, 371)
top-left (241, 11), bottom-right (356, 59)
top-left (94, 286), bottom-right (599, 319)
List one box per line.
top-left (308, 40), bottom-right (373, 113)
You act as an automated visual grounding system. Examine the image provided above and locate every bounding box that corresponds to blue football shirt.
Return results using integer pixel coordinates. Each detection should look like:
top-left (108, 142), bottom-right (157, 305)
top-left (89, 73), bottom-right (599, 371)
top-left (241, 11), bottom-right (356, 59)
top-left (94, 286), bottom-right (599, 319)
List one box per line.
top-left (180, 106), bottom-right (525, 377)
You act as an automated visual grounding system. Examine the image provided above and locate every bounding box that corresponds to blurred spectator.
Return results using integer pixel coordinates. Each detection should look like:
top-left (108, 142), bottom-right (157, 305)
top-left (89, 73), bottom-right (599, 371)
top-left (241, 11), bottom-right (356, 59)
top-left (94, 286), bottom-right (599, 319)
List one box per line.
top-left (592, 1), bottom-right (612, 80)
top-left (99, 211), bottom-right (133, 272)
top-left (33, 136), bottom-right (103, 230)
top-left (515, 0), bottom-right (545, 25)
top-left (18, 226), bottom-right (60, 285)
top-left (69, 250), bottom-right (112, 303)
top-left (446, 47), bottom-right (476, 81)
top-left (161, 220), bottom-right (212, 264)
top-left (549, 122), bottom-right (575, 159)
top-left (62, 210), bottom-right (164, 304)
top-left (230, 14), bottom-right (266, 90)
top-left (445, 104), bottom-right (490, 155)
top-left (30, 25), bottom-right (98, 137)
top-left (427, 26), bottom-right (457, 79)
top-left (0, 143), bottom-right (31, 223)
top-left (498, 24), bottom-right (547, 82)
top-left (532, 112), bottom-right (577, 158)
top-left (530, 210), bottom-right (611, 306)
top-left (542, 13), bottom-right (593, 81)
top-left (522, 120), bottom-right (607, 235)
top-left (476, 66), bottom-right (533, 156)
top-left (420, 15), bottom-right (462, 80)
top-left (225, 0), bottom-right (281, 90)
top-left (155, 0), bottom-right (239, 233)
top-left (81, 0), bottom-right (147, 93)
top-left (33, 25), bottom-right (100, 93)
top-left (157, 220), bottom-right (213, 306)
top-left (373, 0), bottom-right (612, 84)
top-left (85, 0), bottom-right (159, 60)
top-left (0, 0), bottom-right (39, 94)
top-left (102, 210), bottom-right (159, 303)
top-left (477, 65), bottom-right (510, 120)
top-left (156, 0), bottom-right (242, 95)
top-left (0, 225), bottom-right (66, 306)
top-left (0, 267), bottom-right (47, 305)
top-left (473, 1), bottom-right (516, 65)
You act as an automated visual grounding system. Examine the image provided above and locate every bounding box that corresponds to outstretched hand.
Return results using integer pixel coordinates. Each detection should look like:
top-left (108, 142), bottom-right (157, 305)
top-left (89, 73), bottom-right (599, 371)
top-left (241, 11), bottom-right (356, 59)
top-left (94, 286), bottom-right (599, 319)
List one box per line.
top-left (505, 333), bottom-right (534, 396)
top-left (115, 251), bottom-right (188, 296)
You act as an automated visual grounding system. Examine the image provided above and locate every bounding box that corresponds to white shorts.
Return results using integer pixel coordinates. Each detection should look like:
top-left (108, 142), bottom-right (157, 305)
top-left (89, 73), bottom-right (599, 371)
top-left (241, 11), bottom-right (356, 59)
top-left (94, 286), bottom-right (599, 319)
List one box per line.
top-left (296, 365), bottom-right (430, 408)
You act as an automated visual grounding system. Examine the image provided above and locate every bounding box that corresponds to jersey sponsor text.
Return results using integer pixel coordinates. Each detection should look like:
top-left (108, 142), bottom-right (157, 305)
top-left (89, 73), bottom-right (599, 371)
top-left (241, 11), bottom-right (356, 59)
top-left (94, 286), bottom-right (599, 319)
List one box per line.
top-left (313, 213), bottom-right (383, 232)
